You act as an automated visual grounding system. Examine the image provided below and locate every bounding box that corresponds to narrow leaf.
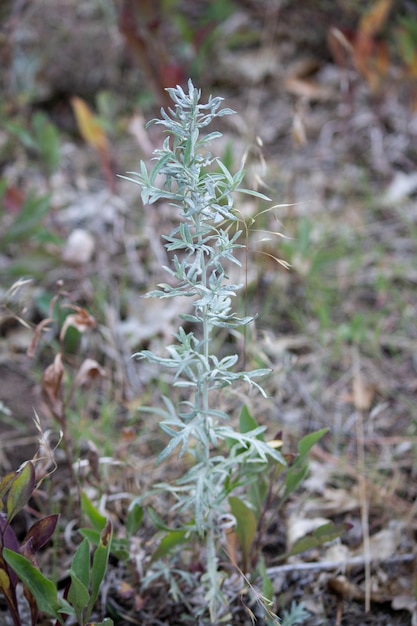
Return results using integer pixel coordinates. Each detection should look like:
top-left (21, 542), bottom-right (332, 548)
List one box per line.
top-left (70, 538), bottom-right (91, 589)
top-left (0, 472), bottom-right (17, 502)
top-left (150, 530), bottom-right (188, 562)
top-left (297, 428), bottom-right (328, 460)
top-left (7, 462), bottom-right (35, 523)
top-left (239, 405), bottom-right (265, 441)
top-left (229, 497), bottom-right (257, 572)
top-left (126, 502), bottom-right (144, 536)
top-left (68, 569), bottom-right (90, 624)
top-left (78, 528), bottom-right (101, 547)
top-left (3, 549), bottom-right (63, 621)
top-left (288, 522), bottom-right (348, 557)
top-left (87, 519), bottom-right (112, 620)
top-left (81, 491), bottom-right (106, 531)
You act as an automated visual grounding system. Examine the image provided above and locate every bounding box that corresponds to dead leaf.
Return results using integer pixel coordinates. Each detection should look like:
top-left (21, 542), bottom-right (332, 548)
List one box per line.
top-left (27, 317), bottom-right (53, 358)
top-left (284, 77), bottom-right (335, 101)
top-left (287, 514), bottom-right (330, 549)
top-left (292, 106), bottom-right (307, 148)
top-left (224, 529), bottom-right (239, 567)
top-left (353, 523), bottom-right (404, 561)
top-left (329, 574), bottom-right (391, 603)
top-left (353, 0), bottom-right (392, 90)
top-left (328, 575), bottom-right (364, 601)
top-left (328, 27), bottom-right (353, 70)
top-left (121, 427), bottom-right (136, 443)
top-left (304, 487), bottom-right (360, 517)
top-left (73, 358), bottom-right (105, 388)
top-left (353, 373), bottom-right (375, 411)
top-left (359, 0), bottom-right (392, 38)
top-left (60, 306), bottom-right (97, 341)
top-left (71, 96), bottom-right (108, 153)
top-left (42, 353), bottom-right (64, 419)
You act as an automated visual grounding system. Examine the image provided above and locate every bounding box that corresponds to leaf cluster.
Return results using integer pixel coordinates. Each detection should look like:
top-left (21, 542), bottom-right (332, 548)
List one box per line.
top-left (0, 461), bottom-right (114, 626)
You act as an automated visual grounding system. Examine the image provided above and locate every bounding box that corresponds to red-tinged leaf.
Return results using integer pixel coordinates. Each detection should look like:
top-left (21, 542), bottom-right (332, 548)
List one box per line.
top-left (0, 568), bottom-right (21, 626)
top-left (21, 515), bottom-right (59, 554)
top-left (71, 97), bottom-right (108, 153)
top-left (0, 515), bottom-right (20, 554)
top-left (23, 584), bottom-right (38, 626)
top-left (3, 186), bottom-right (24, 214)
top-left (0, 515), bottom-right (20, 592)
top-left (7, 462), bottom-right (35, 524)
top-left (158, 63), bottom-right (186, 90)
top-left (20, 537), bottom-right (37, 568)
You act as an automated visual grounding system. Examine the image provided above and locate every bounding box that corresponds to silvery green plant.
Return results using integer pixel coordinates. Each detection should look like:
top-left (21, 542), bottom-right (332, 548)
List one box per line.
top-left (124, 80), bottom-right (284, 622)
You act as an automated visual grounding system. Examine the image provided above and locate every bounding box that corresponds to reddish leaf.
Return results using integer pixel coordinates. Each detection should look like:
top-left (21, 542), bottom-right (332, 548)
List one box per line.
top-left (23, 585), bottom-right (38, 626)
top-left (0, 516), bottom-right (20, 555)
top-left (3, 186), bottom-right (24, 214)
top-left (21, 515), bottom-right (59, 555)
top-left (0, 568), bottom-right (21, 626)
top-left (0, 516), bottom-right (20, 626)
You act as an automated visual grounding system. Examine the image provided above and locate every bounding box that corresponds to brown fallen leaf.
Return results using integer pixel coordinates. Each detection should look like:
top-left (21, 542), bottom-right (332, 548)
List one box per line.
top-left (284, 76), bottom-right (335, 101)
top-left (42, 353), bottom-right (64, 420)
top-left (60, 306), bottom-right (97, 342)
top-left (73, 358), bottom-right (106, 388)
